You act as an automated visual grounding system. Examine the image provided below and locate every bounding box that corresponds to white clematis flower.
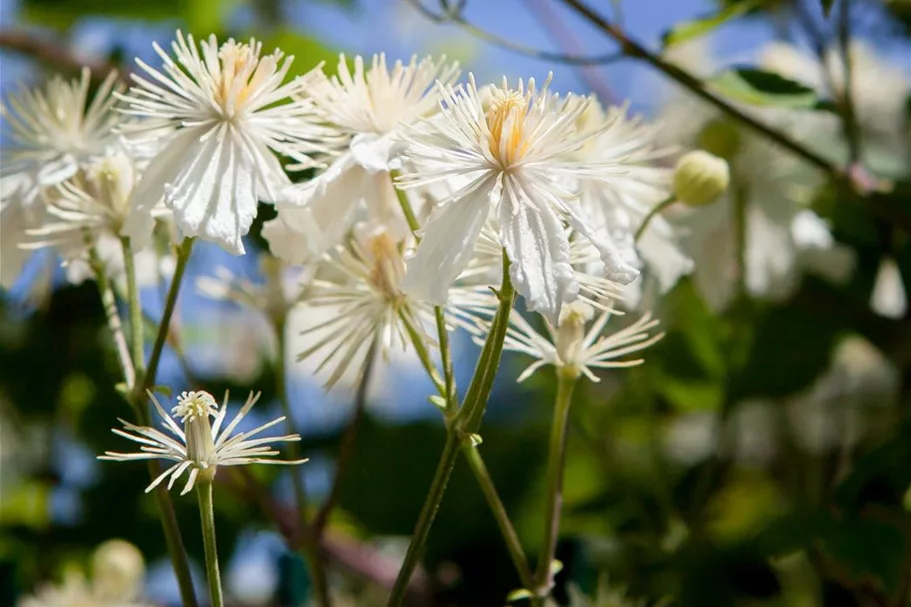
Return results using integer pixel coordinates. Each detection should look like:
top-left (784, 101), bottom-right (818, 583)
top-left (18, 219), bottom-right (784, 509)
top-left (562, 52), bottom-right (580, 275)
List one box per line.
top-left (397, 75), bottom-right (640, 324)
top-left (119, 31), bottom-right (330, 254)
top-left (269, 53), bottom-right (459, 260)
top-left (1, 67), bottom-right (122, 203)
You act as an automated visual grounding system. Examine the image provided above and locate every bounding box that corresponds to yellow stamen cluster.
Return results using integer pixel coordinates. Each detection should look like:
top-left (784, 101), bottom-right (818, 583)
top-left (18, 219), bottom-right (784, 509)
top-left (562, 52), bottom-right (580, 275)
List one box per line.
top-left (485, 89), bottom-right (530, 166)
top-left (172, 390), bottom-right (218, 423)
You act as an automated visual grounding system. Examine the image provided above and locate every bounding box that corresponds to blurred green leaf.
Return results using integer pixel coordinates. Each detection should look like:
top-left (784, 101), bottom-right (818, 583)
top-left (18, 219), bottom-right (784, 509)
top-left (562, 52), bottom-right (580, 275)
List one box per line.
top-left (262, 28), bottom-right (339, 77)
top-left (21, 0), bottom-right (235, 32)
top-left (708, 67), bottom-right (820, 108)
top-left (662, 0), bottom-right (758, 48)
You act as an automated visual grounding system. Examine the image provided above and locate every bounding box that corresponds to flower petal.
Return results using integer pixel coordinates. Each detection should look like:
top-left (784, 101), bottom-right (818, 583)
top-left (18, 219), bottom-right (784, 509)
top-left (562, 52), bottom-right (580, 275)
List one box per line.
top-left (498, 175), bottom-right (577, 324)
top-left (400, 180), bottom-right (492, 305)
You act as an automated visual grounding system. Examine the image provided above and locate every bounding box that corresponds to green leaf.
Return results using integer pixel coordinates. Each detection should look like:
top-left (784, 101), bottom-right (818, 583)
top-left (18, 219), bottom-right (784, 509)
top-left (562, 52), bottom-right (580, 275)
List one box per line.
top-left (662, 0), bottom-right (759, 48)
top-left (261, 29), bottom-right (340, 77)
top-left (21, 0), bottom-right (234, 32)
top-left (708, 67), bottom-right (820, 108)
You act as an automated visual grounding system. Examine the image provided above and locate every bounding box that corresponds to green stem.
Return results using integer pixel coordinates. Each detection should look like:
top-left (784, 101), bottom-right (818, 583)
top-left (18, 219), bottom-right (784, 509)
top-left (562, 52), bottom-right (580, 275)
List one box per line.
top-left (732, 179), bottom-right (748, 304)
top-left (197, 482), bottom-right (224, 607)
top-left (387, 253), bottom-right (515, 607)
top-left (532, 374), bottom-right (576, 605)
top-left (462, 445), bottom-right (535, 590)
top-left (138, 237), bottom-right (194, 398)
top-left (92, 238), bottom-right (198, 607)
top-left (120, 237), bottom-right (145, 380)
top-left (837, 0), bottom-right (862, 166)
top-left (273, 311), bottom-right (332, 607)
top-left (89, 246), bottom-right (136, 389)
top-left (634, 195), bottom-right (675, 242)
top-left (390, 170), bottom-right (457, 410)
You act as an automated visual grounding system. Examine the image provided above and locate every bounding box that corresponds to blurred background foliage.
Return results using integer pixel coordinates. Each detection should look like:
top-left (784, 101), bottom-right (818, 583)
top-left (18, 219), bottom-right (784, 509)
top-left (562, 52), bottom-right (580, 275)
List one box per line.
top-left (2, 0), bottom-right (911, 606)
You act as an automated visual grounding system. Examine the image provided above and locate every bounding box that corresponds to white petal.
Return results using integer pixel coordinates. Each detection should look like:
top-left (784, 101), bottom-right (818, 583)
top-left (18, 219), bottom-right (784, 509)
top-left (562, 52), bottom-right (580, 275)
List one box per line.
top-left (400, 181), bottom-right (491, 305)
top-left (498, 176), bottom-right (577, 325)
top-left (350, 132), bottom-right (402, 173)
top-left (164, 125), bottom-right (258, 255)
top-left (563, 196), bottom-right (640, 286)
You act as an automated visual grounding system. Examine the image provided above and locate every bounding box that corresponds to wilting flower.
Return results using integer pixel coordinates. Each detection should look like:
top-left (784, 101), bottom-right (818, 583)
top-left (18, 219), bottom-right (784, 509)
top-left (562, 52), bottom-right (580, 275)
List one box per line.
top-left (295, 226), bottom-right (435, 389)
top-left (484, 300), bottom-right (663, 382)
top-left (1, 68), bottom-right (122, 202)
top-left (99, 390), bottom-right (307, 494)
top-left (269, 53), bottom-right (459, 261)
top-left (397, 74), bottom-right (640, 324)
top-left (119, 31), bottom-right (329, 254)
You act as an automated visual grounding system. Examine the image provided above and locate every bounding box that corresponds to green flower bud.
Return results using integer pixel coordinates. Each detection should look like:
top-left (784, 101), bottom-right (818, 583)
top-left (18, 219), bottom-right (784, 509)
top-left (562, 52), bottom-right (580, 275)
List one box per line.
top-left (673, 150), bottom-right (730, 207)
top-left (697, 118), bottom-right (741, 160)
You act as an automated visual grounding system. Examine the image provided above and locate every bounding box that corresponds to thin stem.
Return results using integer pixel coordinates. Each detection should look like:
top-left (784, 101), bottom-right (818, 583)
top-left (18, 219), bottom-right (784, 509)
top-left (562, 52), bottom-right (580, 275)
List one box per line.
top-left (120, 237), bottom-right (145, 381)
top-left (387, 252), bottom-right (515, 607)
top-left (138, 237), bottom-right (194, 397)
top-left (462, 445), bottom-right (535, 590)
top-left (89, 246), bottom-right (136, 389)
top-left (197, 482), bottom-right (224, 607)
top-left (387, 432), bottom-right (462, 607)
top-left (314, 345), bottom-right (376, 533)
top-left (634, 195), bottom-right (675, 242)
top-left (403, 0), bottom-right (623, 66)
top-left (532, 374), bottom-right (577, 605)
top-left (732, 178), bottom-right (748, 303)
top-left (127, 236), bottom-right (199, 607)
top-left (390, 170), bottom-right (457, 410)
top-left (273, 311), bottom-right (332, 607)
top-left (837, 0), bottom-right (862, 165)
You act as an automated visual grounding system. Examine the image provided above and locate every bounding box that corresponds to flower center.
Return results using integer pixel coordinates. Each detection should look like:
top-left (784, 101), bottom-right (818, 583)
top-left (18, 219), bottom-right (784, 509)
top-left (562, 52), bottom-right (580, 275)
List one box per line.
top-left (173, 391), bottom-right (219, 469)
top-left (214, 41), bottom-right (260, 116)
top-left (485, 90), bottom-right (530, 166)
top-left (366, 231), bottom-right (406, 300)
top-left (555, 301), bottom-right (594, 375)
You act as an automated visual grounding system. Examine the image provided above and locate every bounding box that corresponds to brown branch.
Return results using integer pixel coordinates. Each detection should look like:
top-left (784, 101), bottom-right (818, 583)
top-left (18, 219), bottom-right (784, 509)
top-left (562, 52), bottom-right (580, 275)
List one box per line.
top-left (0, 29), bottom-right (124, 81)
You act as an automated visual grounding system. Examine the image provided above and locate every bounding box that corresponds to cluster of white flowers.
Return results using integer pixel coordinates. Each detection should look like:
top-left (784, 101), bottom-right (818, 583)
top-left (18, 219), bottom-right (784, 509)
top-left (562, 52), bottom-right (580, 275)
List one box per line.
top-left (3, 31), bottom-right (680, 393)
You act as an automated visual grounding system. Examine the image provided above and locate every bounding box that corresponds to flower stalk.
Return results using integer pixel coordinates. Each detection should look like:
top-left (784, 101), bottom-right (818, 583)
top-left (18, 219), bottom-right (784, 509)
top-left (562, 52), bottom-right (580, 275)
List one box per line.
top-left (197, 480), bottom-right (224, 607)
top-left (532, 373), bottom-right (577, 605)
top-left (387, 253), bottom-right (515, 607)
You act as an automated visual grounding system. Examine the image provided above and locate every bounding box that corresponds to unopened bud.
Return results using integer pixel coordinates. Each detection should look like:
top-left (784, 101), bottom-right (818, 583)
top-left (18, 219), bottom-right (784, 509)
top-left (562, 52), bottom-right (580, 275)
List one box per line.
top-left (673, 150), bottom-right (730, 207)
top-left (92, 539), bottom-right (145, 600)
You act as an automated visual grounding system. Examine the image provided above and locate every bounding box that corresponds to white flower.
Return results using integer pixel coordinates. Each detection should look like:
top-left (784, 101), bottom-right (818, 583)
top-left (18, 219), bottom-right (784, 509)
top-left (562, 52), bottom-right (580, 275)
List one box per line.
top-left (23, 147), bottom-right (168, 256)
top-left (486, 300), bottom-right (663, 382)
top-left (272, 54), bottom-right (459, 260)
top-left (0, 174), bottom-right (43, 288)
top-left (1, 68), bottom-right (122, 202)
top-left (91, 539), bottom-right (145, 601)
top-left (295, 226), bottom-right (435, 390)
top-left (119, 31), bottom-right (330, 254)
top-left (397, 75), bottom-right (640, 323)
top-left (575, 100), bottom-right (692, 305)
top-left (99, 390), bottom-right (307, 495)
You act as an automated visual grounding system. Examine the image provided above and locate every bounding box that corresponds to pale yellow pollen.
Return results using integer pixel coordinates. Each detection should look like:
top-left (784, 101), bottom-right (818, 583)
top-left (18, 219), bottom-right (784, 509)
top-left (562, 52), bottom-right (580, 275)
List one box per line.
top-left (216, 41), bottom-right (257, 111)
top-left (366, 231), bottom-right (406, 300)
top-left (172, 390), bottom-right (218, 423)
top-left (485, 90), bottom-right (530, 165)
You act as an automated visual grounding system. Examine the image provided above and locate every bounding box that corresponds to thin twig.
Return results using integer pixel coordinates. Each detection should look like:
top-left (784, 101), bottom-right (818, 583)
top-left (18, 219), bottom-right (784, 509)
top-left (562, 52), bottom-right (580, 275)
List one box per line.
top-left (0, 29), bottom-right (123, 81)
top-left (89, 247), bottom-right (136, 389)
top-left (403, 0), bottom-right (624, 66)
top-left (836, 0), bottom-right (862, 165)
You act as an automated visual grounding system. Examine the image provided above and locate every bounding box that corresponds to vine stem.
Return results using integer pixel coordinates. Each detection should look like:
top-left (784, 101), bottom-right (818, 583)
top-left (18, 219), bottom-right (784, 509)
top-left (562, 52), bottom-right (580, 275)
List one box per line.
top-left (91, 236), bottom-right (198, 607)
top-left (531, 374), bottom-right (576, 606)
top-left (461, 445), bottom-right (535, 590)
top-left (387, 253), bottom-right (515, 607)
top-left (120, 237), bottom-right (145, 380)
top-left (634, 195), bottom-right (675, 242)
top-left (89, 246), bottom-right (136, 388)
top-left (197, 481), bottom-right (224, 607)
